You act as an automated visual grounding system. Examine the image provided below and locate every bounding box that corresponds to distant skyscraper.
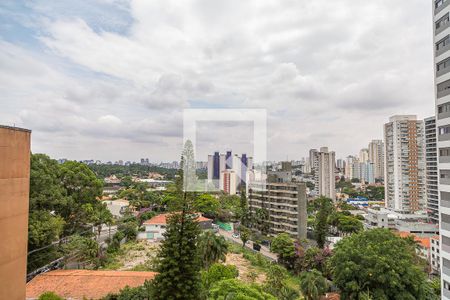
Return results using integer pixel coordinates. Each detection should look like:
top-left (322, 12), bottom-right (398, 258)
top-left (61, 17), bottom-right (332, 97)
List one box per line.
top-left (313, 147), bottom-right (336, 200)
top-left (359, 148), bottom-right (369, 163)
top-left (345, 155), bottom-right (356, 179)
top-left (384, 115), bottom-right (426, 212)
top-left (221, 170), bottom-right (237, 195)
top-left (368, 139), bottom-right (385, 180)
top-left (309, 149), bottom-right (318, 173)
top-left (425, 117), bottom-right (438, 224)
top-left (336, 159), bottom-right (345, 173)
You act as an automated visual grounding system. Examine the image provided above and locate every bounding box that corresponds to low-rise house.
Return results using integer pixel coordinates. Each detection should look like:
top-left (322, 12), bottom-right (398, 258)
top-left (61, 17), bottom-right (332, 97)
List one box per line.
top-left (397, 231), bottom-right (431, 261)
top-left (139, 212), bottom-right (212, 240)
top-left (102, 199), bottom-right (129, 218)
top-left (431, 235), bottom-right (441, 275)
top-left (26, 270), bottom-right (157, 300)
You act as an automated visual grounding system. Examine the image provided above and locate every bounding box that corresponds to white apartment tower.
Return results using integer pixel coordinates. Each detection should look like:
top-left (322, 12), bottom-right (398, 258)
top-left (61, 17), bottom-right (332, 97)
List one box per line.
top-left (433, 1), bottom-right (450, 296)
top-left (425, 117), bottom-right (439, 224)
top-left (313, 147), bottom-right (336, 200)
top-left (368, 139), bottom-right (385, 180)
top-left (383, 115), bottom-right (426, 213)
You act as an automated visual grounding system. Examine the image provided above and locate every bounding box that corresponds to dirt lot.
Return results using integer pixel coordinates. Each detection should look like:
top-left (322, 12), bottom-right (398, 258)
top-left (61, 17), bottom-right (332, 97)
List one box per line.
top-left (116, 240), bottom-right (160, 271)
top-left (224, 253), bottom-right (266, 284)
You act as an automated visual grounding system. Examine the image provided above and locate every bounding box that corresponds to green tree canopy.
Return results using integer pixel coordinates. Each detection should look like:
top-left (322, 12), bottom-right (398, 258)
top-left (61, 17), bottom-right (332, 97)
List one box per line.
top-left (330, 228), bottom-right (430, 300)
top-left (270, 233), bottom-right (296, 269)
top-left (299, 269), bottom-right (328, 300)
top-left (194, 194), bottom-right (220, 217)
top-left (208, 279), bottom-right (276, 300)
top-left (198, 231), bottom-right (228, 268)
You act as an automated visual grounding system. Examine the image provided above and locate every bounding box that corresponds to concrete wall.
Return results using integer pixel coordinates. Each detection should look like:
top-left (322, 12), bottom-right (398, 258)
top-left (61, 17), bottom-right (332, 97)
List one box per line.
top-left (0, 126), bottom-right (31, 300)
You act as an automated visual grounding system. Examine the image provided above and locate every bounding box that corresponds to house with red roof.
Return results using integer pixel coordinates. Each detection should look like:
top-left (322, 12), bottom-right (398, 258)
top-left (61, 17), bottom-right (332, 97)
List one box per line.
top-left (139, 212), bottom-right (213, 240)
top-left (26, 270), bottom-right (157, 300)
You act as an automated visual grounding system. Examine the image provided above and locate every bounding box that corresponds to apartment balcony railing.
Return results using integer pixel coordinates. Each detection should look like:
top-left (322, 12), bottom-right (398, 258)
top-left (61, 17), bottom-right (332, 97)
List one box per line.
top-left (439, 132), bottom-right (450, 141)
top-left (436, 0), bottom-right (450, 15)
top-left (438, 21), bottom-right (450, 35)
top-left (438, 63), bottom-right (450, 77)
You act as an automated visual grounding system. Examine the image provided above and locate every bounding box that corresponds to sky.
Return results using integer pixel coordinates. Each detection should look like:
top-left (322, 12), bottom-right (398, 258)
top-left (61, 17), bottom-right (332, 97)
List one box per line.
top-left (0, 0), bottom-right (435, 162)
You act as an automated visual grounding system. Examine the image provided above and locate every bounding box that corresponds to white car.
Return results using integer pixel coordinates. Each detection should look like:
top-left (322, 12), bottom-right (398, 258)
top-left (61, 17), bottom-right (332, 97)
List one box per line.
top-left (232, 233), bottom-right (240, 239)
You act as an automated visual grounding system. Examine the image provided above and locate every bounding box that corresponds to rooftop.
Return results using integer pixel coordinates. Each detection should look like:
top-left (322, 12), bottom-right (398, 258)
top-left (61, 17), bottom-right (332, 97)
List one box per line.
top-left (26, 270), bottom-right (157, 300)
top-left (0, 124), bottom-right (31, 133)
top-left (143, 212), bottom-right (211, 225)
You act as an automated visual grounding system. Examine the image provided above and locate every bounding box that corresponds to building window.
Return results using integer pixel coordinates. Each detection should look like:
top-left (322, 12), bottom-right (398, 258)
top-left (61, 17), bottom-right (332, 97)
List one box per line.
top-left (438, 57), bottom-right (450, 72)
top-left (437, 79), bottom-right (450, 97)
top-left (437, 0), bottom-right (448, 9)
top-left (441, 148), bottom-right (450, 157)
top-left (439, 125), bottom-right (450, 135)
top-left (437, 13), bottom-right (450, 30)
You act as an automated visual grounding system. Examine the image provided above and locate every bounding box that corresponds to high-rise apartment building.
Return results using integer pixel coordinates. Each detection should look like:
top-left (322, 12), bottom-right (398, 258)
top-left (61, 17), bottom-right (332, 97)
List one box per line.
top-left (368, 139), bottom-right (385, 180)
top-left (313, 147), bottom-right (336, 200)
top-left (345, 155), bottom-right (356, 179)
top-left (0, 125), bottom-right (31, 300)
top-left (248, 182), bottom-right (307, 240)
top-left (433, 2), bottom-right (450, 296)
top-left (207, 151), bottom-right (251, 194)
top-left (425, 117), bottom-right (439, 224)
top-left (383, 115), bottom-right (426, 212)
top-left (359, 148), bottom-right (369, 163)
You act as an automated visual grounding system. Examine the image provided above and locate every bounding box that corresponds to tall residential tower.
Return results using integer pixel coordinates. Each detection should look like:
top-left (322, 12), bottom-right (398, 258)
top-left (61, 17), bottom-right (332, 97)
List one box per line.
top-left (433, 1), bottom-right (450, 297)
top-left (383, 115), bottom-right (426, 212)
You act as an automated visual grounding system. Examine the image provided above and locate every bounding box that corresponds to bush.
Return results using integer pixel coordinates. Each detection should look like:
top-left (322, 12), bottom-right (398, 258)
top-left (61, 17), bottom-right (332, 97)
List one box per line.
top-left (38, 292), bottom-right (64, 300)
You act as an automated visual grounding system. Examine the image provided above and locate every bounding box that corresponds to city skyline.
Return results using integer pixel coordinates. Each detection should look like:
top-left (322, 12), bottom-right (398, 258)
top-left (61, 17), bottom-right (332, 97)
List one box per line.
top-left (1, 0), bottom-right (434, 162)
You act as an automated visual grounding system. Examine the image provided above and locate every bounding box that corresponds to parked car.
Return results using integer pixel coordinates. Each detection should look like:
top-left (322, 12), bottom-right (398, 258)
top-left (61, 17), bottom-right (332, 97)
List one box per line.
top-left (253, 243), bottom-right (261, 251)
top-left (232, 233), bottom-right (240, 239)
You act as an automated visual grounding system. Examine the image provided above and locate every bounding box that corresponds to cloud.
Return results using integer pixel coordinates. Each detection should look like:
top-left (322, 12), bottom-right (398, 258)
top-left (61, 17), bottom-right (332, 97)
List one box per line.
top-left (0, 0), bottom-right (436, 161)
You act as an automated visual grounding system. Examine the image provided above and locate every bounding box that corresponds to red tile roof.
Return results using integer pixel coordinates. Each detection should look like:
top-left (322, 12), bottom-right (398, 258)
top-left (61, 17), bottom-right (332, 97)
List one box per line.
top-left (143, 212), bottom-right (212, 225)
top-left (397, 231), bottom-right (431, 249)
top-left (26, 270), bottom-right (157, 299)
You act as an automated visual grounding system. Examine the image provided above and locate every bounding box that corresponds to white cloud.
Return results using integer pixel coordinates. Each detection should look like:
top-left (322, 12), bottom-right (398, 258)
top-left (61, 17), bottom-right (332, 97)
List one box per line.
top-left (1, 0), bottom-right (436, 161)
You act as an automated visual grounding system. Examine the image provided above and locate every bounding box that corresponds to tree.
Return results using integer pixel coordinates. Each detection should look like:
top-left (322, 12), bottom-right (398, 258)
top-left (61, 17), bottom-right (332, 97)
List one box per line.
top-left (28, 210), bottom-right (65, 250)
top-left (201, 263), bottom-right (238, 292)
top-left (198, 231), bottom-right (228, 268)
top-left (239, 226), bottom-right (251, 247)
top-left (254, 208), bottom-right (270, 236)
top-left (151, 140), bottom-right (202, 300)
top-left (314, 197), bottom-right (333, 248)
top-left (264, 264), bottom-right (298, 299)
top-left (38, 292), bottom-right (64, 300)
top-left (270, 233), bottom-right (296, 269)
top-left (194, 194), bottom-right (220, 217)
top-left (330, 229), bottom-right (429, 299)
top-left (208, 279), bottom-right (276, 300)
top-left (103, 280), bottom-right (154, 300)
top-left (299, 269), bottom-right (328, 300)
top-left (63, 235), bottom-right (100, 267)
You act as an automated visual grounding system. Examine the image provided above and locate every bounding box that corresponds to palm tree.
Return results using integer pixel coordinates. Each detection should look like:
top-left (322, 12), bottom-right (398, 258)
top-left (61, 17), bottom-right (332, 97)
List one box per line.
top-left (198, 231), bottom-right (228, 268)
top-left (299, 269), bottom-right (328, 300)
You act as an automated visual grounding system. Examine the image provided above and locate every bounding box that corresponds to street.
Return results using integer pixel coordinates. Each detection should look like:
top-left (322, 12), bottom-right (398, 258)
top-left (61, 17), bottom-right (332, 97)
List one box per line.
top-left (218, 229), bottom-right (278, 261)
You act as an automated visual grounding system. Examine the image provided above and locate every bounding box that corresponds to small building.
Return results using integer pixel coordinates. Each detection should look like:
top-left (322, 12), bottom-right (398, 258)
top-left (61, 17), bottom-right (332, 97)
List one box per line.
top-left (26, 270), bottom-right (157, 300)
top-left (102, 199), bottom-right (129, 218)
top-left (430, 235), bottom-right (440, 275)
top-left (397, 231), bottom-right (431, 261)
top-left (139, 213), bottom-right (212, 240)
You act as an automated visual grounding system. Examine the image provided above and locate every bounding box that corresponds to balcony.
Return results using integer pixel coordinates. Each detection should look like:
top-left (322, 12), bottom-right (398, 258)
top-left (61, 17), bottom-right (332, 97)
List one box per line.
top-left (441, 156), bottom-right (450, 163)
top-left (436, 0), bottom-right (450, 15)
top-left (439, 109), bottom-right (450, 120)
top-left (437, 19), bottom-right (450, 36)
top-left (438, 62), bottom-right (450, 77)
top-left (439, 132), bottom-right (450, 141)
top-left (437, 40), bottom-right (450, 57)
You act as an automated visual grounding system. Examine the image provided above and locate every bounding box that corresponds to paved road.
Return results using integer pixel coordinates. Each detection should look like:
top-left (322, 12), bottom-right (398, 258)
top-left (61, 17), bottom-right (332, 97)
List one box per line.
top-left (218, 229), bottom-right (277, 261)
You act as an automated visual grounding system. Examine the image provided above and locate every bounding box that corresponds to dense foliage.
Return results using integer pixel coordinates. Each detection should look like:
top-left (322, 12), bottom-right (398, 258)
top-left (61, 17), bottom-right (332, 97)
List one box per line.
top-left (330, 228), bottom-right (434, 299)
top-left (88, 163), bottom-right (178, 179)
top-left (28, 154), bottom-right (106, 271)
